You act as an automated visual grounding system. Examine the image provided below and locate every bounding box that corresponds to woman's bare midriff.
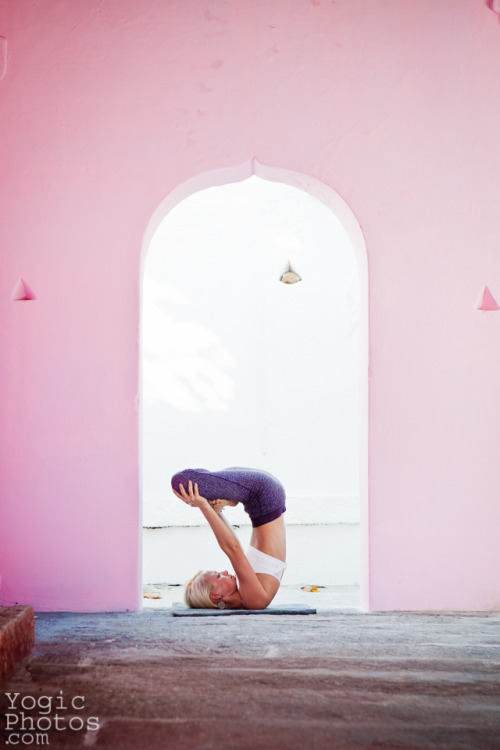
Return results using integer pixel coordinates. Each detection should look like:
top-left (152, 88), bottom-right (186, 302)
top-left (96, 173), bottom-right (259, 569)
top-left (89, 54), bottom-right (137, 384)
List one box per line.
top-left (249, 515), bottom-right (286, 562)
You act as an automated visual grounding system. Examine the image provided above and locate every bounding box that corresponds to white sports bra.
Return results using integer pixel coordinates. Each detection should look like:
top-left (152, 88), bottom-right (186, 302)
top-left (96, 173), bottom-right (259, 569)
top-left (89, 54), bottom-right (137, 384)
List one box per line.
top-left (246, 545), bottom-right (287, 582)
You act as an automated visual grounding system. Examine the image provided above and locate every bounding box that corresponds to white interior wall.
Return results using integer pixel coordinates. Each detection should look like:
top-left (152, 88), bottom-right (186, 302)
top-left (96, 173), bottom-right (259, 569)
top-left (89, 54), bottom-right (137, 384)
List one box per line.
top-left (143, 525), bottom-right (360, 587)
top-left (142, 176), bottom-right (360, 583)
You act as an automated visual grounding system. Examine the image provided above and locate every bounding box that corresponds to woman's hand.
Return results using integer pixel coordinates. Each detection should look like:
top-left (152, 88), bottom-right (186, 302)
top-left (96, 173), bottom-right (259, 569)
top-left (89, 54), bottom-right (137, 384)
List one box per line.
top-left (173, 480), bottom-right (209, 509)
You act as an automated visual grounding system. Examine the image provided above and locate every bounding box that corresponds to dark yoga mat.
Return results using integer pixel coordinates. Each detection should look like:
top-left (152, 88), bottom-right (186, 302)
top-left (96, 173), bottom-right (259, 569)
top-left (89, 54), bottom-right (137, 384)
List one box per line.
top-left (172, 602), bottom-right (316, 616)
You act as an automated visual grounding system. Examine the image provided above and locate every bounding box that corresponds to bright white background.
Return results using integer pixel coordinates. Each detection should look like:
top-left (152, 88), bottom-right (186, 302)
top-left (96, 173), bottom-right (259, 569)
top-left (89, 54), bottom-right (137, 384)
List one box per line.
top-left (142, 176), bottom-right (360, 536)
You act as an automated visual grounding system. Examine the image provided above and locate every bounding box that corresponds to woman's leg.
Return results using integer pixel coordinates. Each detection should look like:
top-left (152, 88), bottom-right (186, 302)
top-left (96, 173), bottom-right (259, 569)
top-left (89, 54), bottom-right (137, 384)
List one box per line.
top-left (171, 468), bottom-right (249, 505)
top-left (171, 467), bottom-right (286, 525)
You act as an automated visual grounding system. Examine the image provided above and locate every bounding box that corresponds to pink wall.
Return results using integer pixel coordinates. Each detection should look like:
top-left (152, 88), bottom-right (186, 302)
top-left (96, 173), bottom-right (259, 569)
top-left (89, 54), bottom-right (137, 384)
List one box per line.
top-left (1, 0), bottom-right (499, 611)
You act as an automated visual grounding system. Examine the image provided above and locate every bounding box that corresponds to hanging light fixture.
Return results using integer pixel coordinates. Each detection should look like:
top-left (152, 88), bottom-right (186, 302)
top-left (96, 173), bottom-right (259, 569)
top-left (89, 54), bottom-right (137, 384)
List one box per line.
top-left (280, 262), bottom-right (301, 285)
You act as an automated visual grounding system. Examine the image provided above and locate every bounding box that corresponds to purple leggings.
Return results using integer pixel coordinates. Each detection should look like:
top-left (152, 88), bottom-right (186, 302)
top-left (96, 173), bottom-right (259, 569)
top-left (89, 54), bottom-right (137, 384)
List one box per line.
top-left (171, 467), bottom-right (286, 528)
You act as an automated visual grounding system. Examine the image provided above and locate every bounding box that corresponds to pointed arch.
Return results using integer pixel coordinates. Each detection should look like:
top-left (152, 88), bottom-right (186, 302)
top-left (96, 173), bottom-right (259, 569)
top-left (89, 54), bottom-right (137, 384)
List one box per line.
top-left (140, 159), bottom-right (369, 609)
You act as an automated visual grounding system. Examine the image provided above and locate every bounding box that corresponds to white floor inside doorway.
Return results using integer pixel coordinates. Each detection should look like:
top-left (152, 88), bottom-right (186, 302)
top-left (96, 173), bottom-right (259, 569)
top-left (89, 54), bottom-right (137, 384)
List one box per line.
top-left (143, 583), bottom-right (361, 612)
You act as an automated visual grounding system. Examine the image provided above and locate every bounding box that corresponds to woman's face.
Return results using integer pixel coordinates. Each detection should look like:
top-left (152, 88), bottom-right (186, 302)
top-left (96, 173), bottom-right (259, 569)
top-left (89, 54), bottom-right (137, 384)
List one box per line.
top-left (205, 570), bottom-right (237, 599)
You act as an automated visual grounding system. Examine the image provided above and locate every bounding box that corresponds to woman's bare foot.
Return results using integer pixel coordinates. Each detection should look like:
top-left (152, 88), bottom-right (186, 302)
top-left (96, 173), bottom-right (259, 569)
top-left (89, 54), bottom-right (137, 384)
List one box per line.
top-left (208, 498), bottom-right (238, 514)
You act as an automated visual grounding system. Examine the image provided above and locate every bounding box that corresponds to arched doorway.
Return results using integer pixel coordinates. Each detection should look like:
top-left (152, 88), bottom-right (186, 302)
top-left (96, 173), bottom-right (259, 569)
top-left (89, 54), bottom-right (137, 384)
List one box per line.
top-left (140, 161), bottom-right (368, 608)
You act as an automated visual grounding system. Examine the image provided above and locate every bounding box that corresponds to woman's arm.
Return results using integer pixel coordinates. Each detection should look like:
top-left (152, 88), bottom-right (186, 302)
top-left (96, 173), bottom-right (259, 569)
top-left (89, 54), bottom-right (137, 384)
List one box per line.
top-left (174, 481), bottom-right (274, 609)
top-left (174, 480), bottom-right (241, 556)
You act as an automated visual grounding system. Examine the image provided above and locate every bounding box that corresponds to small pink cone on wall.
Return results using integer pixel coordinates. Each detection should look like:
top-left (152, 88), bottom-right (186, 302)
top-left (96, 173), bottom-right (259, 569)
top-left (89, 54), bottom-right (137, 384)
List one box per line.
top-left (487, 0), bottom-right (500, 15)
top-left (11, 278), bottom-right (36, 301)
top-left (474, 285), bottom-right (499, 311)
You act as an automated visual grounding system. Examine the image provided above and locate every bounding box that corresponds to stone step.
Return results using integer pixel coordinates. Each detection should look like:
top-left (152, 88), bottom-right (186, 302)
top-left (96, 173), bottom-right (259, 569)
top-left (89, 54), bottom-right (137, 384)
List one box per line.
top-left (0, 606), bottom-right (35, 681)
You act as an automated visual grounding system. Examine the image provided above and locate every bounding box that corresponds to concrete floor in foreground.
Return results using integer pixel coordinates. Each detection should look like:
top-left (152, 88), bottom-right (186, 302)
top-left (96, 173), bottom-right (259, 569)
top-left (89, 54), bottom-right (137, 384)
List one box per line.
top-left (1, 603), bottom-right (499, 750)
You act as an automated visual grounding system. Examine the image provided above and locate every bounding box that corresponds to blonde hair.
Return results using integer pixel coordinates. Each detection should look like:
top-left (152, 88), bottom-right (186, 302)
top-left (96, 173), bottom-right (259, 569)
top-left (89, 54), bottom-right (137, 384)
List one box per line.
top-left (184, 570), bottom-right (217, 609)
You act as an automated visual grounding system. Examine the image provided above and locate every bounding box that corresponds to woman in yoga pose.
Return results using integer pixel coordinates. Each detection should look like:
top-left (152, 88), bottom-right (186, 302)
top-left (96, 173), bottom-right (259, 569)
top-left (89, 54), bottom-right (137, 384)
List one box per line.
top-left (171, 467), bottom-right (287, 610)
